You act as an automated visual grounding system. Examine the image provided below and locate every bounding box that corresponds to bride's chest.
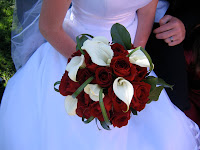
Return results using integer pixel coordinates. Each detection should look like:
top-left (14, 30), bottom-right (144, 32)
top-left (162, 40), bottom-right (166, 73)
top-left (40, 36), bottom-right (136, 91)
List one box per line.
top-left (72, 0), bottom-right (151, 16)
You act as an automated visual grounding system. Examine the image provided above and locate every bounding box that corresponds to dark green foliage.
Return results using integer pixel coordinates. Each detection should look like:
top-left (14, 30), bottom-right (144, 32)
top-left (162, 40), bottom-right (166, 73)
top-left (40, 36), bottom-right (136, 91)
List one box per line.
top-left (0, 0), bottom-right (16, 85)
top-left (0, 0), bottom-right (15, 101)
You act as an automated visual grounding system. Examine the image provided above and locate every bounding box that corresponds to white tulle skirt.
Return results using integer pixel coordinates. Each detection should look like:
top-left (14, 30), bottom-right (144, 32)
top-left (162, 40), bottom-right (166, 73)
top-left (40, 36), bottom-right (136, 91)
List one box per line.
top-left (0, 42), bottom-right (199, 150)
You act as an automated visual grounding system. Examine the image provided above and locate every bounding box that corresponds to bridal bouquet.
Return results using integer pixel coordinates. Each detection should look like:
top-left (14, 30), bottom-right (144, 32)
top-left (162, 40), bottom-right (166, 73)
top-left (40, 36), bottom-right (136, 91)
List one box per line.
top-left (54, 23), bottom-right (172, 130)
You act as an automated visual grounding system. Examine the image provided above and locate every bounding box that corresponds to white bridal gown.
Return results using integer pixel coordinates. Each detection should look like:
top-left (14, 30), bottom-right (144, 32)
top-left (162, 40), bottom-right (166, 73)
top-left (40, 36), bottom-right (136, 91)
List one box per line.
top-left (0, 0), bottom-right (200, 150)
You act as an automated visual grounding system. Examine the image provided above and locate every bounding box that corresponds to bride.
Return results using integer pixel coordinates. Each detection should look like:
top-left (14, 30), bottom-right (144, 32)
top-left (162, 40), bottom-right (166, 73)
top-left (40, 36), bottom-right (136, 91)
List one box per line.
top-left (0, 0), bottom-right (199, 149)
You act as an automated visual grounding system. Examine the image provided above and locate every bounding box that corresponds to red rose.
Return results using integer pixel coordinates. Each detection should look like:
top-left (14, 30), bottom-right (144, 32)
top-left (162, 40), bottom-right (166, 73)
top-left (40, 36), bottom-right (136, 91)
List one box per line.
top-left (130, 82), bottom-right (151, 111)
top-left (76, 93), bottom-right (93, 119)
top-left (90, 95), bottom-right (112, 121)
top-left (67, 58), bottom-right (71, 63)
top-left (111, 110), bottom-right (131, 128)
top-left (133, 82), bottom-right (151, 103)
top-left (67, 50), bottom-right (82, 63)
top-left (90, 102), bottom-right (108, 121)
top-left (108, 87), bottom-right (127, 112)
top-left (110, 56), bottom-right (137, 81)
top-left (76, 68), bottom-right (94, 85)
top-left (95, 67), bottom-right (113, 87)
top-left (71, 50), bottom-right (82, 57)
top-left (131, 44), bottom-right (136, 49)
top-left (59, 71), bottom-right (80, 96)
top-left (102, 94), bottom-right (113, 111)
top-left (67, 50), bottom-right (83, 66)
top-left (111, 43), bottom-right (129, 56)
top-left (134, 65), bottom-right (148, 82)
top-left (84, 51), bottom-right (98, 73)
top-left (130, 98), bottom-right (146, 111)
top-left (76, 103), bottom-right (91, 119)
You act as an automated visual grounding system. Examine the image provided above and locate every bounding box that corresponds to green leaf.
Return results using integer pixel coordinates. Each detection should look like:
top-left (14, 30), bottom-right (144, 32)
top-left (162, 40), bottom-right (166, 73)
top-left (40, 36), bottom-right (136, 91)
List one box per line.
top-left (76, 34), bottom-right (94, 54)
top-left (148, 86), bottom-right (164, 103)
top-left (80, 34), bottom-right (94, 38)
top-left (99, 88), bottom-right (111, 126)
top-left (72, 76), bottom-right (94, 98)
top-left (143, 76), bottom-right (158, 92)
top-left (54, 81), bottom-right (61, 92)
top-left (111, 23), bottom-right (132, 50)
top-left (126, 47), bottom-right (139, 57)
top-left (82, 116), bottom-right (95, 124)
top-left (144, 76), bottom-right (173, 103)
top-left (100, 121), bottom-right (111, 130)
top-left (143, 76), bottom-right (173, 92)
top-left (75, 34), bottom-right (93, 54)
top-left (76, 37), bottom-right (86, 55)
top-left (130, 107), bottom-right (138, 115)
top-left (95, 118), bottom-right (101, 131)
top-left (156, 78), bottom-right (174, 90)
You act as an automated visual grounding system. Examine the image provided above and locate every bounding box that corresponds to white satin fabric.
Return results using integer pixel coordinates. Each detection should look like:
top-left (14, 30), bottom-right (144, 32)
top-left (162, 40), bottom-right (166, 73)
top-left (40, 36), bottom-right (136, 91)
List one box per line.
top-left (63, 0), bottom-right (151, 42)
top-left (0, 0), bottom-right (200, 150)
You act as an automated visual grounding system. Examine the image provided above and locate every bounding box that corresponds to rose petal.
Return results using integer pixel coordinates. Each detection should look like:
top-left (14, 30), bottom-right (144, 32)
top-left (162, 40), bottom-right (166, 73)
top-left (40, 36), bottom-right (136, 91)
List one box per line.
top-left (66, 54), bottom-right (86, 82)
top-left (81, 37), bottom-right (113, 66)
top-left (84, 84), bottom-right (104, 101)
top-left (113, 77), bottom-right (134, 109)
top-left (65, 95), bottom-right (78, 116)
top-left (128, 49), bottom-right (150, 68)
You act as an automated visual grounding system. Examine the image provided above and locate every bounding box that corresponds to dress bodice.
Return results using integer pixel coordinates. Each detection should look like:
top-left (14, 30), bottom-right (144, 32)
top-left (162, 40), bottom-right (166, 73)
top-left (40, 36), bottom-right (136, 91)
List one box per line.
top-left (63, 0), bottom-right (151, 42)
top-left (72, 0), bottom-right (151, 20)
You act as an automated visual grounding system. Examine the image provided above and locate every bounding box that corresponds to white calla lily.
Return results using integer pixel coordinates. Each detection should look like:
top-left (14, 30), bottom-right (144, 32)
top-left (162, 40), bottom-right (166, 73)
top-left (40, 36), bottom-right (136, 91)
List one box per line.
top-left (84, 84), bottom-right (104, 101)
top-left (65, 95), bottom-right (78, 116)
top-left (92, 36), bottom-right (110, 45)
top-left (113, 77), bottom-right (134, 110)
top-left (81, 36), bottom-right (113, 66)
top-left (66, 54), bottom-right (86, 82)
top-left (128, 49), bottom-right (151, 68)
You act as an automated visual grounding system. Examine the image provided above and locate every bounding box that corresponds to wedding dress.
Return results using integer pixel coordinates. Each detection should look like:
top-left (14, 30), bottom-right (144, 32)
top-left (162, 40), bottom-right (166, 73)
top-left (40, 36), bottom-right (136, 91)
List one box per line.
top-left (0, 0), bottom-right (200, 150)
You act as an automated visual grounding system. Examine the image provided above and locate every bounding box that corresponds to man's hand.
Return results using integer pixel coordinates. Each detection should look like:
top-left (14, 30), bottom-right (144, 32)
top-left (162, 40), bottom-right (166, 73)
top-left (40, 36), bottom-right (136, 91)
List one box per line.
top-left (153, 15), bottom-right (186, 46)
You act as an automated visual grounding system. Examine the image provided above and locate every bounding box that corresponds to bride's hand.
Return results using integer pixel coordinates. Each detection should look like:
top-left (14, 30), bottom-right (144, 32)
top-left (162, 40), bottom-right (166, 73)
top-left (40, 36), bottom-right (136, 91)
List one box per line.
top-left (39, 0), bottom-right (75, 58)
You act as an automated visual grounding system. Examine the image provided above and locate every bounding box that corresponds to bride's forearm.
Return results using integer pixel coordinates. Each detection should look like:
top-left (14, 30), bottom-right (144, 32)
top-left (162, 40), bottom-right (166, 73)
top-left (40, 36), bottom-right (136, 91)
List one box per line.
top-left (39, 0), bottom-right (75, 58)
top-left (134, 0), bottom-right (158, 48)
top-left (40, 26), bottom-right (76, 58)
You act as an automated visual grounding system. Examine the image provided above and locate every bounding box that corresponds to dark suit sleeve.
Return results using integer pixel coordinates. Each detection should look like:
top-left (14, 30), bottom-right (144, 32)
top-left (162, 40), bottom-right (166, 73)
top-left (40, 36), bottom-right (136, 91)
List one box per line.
top-left (145, 0), bottom-right (200, 111)
top-left (146, 0), bottom-right (200, 111)
top-left (146, 23), bottom-right (190, 111)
